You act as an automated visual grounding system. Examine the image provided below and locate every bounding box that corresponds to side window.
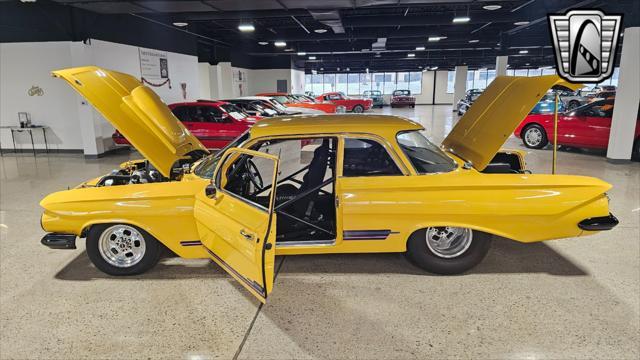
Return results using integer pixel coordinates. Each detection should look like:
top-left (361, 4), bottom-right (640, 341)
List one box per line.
top-left (218, 151), bottom-right (276, 210)
top-left (188, 106), bottom-right (206, 122)
top-left (343, 138), bottom-right (402, 177)
top-left (200, 106), bottom-right (225, 123)
top-left (328, 94), bottom-right (342, 100)
top-left (171, 106), bottom-right (191, 122)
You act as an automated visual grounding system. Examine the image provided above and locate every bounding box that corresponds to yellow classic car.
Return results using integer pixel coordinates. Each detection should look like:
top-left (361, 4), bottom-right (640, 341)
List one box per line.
top-left (41, 66), bottom-right (618, 303)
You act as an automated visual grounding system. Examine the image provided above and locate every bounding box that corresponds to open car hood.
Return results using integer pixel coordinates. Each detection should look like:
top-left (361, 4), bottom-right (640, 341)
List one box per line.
top-left (53, 66), bottom-right (208, 177)
top-left (442, 75), bottom-right (582, 171)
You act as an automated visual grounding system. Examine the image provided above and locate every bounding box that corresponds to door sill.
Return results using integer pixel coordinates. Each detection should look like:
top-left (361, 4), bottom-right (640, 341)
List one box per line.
top-left (276, 239), bottom-right (336, 248)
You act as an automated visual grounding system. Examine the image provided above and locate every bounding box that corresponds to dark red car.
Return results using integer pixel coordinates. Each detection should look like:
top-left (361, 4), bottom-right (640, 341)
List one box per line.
top-left (390, 90), bottom-right (415, 108)
top-left (315, 92), bottom-right (373, 113)
top-left (515, 99), bottom-right (640, 158)
top-left (113, 100), bottom-right (260, 149)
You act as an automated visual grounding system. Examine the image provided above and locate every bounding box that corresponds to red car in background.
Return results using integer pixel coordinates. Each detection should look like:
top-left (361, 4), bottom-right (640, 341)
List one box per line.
top-left (515, 99), bottom-right (640, 158)
top-left (390, 90), bottom-right (416, 108)
top-left (316, 92), bottom-right (373, 113)
top-left (113, 100), bottom-right (259, 149)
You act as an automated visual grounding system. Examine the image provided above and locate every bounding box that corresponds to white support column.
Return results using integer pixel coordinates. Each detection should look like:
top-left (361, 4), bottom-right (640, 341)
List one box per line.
top-left (496, 56), bottom-right (508, 76)
top-left (607, 27), bottom-right (640, 162)
top-left (452, 65), bottom-right (468, 112)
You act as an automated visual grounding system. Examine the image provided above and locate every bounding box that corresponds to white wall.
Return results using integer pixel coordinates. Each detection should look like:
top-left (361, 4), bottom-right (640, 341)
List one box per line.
top-left (0, 42), bottom-right (83, 151)
top-left (434, 71), bottom-right (454, 104)
top-left (0, 40), bottom-right (200, 155)
top-left (246, 69), bottom-right (291, 95)
top-left (290, 69), bottom-right (305, 94)
top-left (413, 71), bottom-right (452, 105)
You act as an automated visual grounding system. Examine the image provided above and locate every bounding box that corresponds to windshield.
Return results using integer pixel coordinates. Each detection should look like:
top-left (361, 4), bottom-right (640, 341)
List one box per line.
top-left (220, 104), bottom-right (248, 119)
top-left (194, 131), bottom-right (250, 178)
top-left (365, 90), bottom-right (381, 96)
top-left (393, 90), bottom-right (410, 96)
top-left (396, 131), bottom-right (457, 174)
top-left (271, 95), bottom-right (291, 103)
top-left (269, 99), bottom-right (289, 112)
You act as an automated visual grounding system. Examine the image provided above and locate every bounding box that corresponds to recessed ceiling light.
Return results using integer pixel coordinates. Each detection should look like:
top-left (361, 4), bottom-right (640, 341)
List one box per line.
top-left (519, 50), bottom-right (529, 54)
top-left (308, 56), bottom-right (316, 60)
top-left (284, 48), bottom-right (294, 52)
top-left (429, 66), bottom-right (439, 70)
top-left (375, 54), bottom-right (381, 57)
top-left (468, 39), bottom-right (480, 44)
top-left (416, 46), bottom-right (425, 51)
top-left (346, 67), bottom-right (350, 71)
top-left (320, 67), bottom-right (324, 70)
top-left (526, 63), bottom-right (530, 66)
top-left (258, 41), bottom-right (268, 45)
top-left (407, 53), bottom-right (416, 57)
top-left (314, 29), bottom-right (328, 33)
top-left (428, 36), bottom-right (442, 42)
top-left (274, 41), bottom-right (287, 47)
top-left (452, 16), bottom-right (470, 23)
top-left (238, 24), bottom-right (255, 32)
top-left (483, 5), bottom-right (502, 11)
top-left (297, 52), bottom-right (306, 56)
top-left (514, 21), bottom-right (530, 26)
top-left (173, 22), bottom-right (188, 27)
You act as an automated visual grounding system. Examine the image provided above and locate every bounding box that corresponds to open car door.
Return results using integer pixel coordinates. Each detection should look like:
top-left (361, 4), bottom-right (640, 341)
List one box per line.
top-left (194, 148), bottom-right (279, 303)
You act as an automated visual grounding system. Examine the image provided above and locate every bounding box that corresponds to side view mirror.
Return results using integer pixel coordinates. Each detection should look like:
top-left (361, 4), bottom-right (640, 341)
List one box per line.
top-left (205, 182), bottom-right (217, 199)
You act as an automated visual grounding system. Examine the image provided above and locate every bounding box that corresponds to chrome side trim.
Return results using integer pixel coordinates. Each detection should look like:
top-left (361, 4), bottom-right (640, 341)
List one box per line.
top-left (276, 239), bottom-right (336, 247)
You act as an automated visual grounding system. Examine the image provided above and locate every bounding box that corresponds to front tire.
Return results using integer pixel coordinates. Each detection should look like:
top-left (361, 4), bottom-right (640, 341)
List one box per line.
top-left (522, 124), bottom-right (549, 149)
top-left (406, 227), bottom-right (492, 275)
top-left (352, 105), bottom-right (364, 113)
top-left (86, 224), bottom-right (161, 276)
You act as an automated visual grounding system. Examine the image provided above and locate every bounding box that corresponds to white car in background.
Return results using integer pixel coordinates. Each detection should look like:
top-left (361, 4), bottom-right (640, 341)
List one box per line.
top-left (238, 96), bottom-right (324, 115)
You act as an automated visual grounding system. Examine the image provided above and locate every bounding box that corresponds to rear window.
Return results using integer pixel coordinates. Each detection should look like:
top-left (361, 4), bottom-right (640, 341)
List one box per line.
top-left (396, 131), bottom-right (457, 174)
top-left (393, 90), bottom-right (410, 96)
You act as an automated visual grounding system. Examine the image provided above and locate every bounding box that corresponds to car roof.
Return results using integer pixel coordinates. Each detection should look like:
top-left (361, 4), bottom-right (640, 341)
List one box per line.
top-left (238, 96), bottom-right (276, 101)
top-left (256, 92), bottom-right (287, 96)
top-left (250, 114), bottom-right (423, 139)
top-left (171, 100), bottom-right (227, 107)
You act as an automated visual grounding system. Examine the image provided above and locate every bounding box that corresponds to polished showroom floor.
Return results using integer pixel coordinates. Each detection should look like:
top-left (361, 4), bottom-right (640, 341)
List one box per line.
top-left (1, 105), bottom-right (638, 359)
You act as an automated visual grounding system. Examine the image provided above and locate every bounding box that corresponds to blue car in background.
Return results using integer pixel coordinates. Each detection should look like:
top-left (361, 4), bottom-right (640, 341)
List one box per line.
top-left (363, 90), bottom-right (384, 108)
top-left (530, 93), bottom-right (565, 114)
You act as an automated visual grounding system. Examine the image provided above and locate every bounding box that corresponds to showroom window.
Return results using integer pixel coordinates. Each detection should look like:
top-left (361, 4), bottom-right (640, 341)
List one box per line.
top-left (447, 71), bottom-right (455, 93)
top-left (304, 71), bottom-right (422, 96)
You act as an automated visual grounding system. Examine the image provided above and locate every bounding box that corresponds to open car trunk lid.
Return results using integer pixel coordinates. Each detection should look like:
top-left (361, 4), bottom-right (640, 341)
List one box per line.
top-left (441, 75), bottom-right (582, 171)
top-left (52, 66), bottom-right (208, 177)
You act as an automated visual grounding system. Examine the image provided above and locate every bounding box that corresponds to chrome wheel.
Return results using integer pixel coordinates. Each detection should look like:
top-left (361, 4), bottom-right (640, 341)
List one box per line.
top-left (524, 127), bottom-right (543, 147)
top-left (98, 225), bottom-right (146, 268)
top-left (425, 227), bottom-right (473, 258)
top-left (352, 105), bottom-right (364, 113)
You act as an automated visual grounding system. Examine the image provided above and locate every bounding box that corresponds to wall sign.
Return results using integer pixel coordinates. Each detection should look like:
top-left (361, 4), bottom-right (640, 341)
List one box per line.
top-left (139, 48), bottom-right (169, 79)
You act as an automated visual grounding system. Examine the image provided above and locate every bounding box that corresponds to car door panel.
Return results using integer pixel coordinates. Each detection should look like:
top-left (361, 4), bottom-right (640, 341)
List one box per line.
top-left (194, 148), bottom-right (279, 303)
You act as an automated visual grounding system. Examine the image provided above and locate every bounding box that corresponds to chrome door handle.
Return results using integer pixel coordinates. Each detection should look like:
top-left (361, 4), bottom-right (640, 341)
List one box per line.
top-left (240, 229), bottom-right (254, 241)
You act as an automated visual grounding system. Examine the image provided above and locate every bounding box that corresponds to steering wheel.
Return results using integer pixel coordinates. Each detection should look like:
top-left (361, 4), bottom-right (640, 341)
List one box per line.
top-left (246, 159), bottom-right (264, 189)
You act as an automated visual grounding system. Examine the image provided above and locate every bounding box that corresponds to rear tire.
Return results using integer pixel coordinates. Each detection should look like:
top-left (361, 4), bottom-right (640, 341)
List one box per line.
top-left (352, 105), bottom-right (364, 113)
top-left (86, 224), bottom-right (162, 276)
top-left (522, 124), bottom-right (549, 149)
top-left (406, 227), bottom-right (492, 275)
